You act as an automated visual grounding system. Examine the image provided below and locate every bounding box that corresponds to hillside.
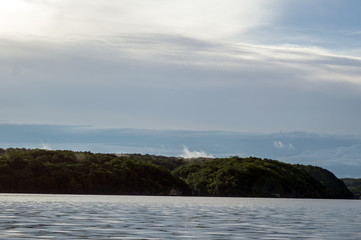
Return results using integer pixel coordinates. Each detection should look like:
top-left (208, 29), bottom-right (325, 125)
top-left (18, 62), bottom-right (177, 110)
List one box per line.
top-left (295, 165), bottom-right (353, 199)
top-left (173, 157), bottom-right (353, 198)
top-left (0, 148), bottom-right (190, 195)
top-left (341, 178), bottom-right (361, 199)
top-left (0, 148), bottom-right (353, 198)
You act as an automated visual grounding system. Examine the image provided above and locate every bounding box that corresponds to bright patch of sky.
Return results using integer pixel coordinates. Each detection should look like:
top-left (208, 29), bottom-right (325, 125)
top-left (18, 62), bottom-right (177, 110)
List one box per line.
top-left (0, 0), bottom-right (277, 40)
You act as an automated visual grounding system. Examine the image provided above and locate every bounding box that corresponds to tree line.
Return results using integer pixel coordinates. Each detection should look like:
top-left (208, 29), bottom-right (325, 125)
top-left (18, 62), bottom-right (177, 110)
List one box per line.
top-left (0, 148), bottom-right (354, 198)
top-left (0, 148), bottom-right (190, 195)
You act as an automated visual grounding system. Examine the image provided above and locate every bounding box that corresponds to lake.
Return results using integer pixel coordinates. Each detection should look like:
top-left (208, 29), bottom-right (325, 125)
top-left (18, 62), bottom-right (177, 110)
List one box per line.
top-left (0, 194), bottom-right (360, 239)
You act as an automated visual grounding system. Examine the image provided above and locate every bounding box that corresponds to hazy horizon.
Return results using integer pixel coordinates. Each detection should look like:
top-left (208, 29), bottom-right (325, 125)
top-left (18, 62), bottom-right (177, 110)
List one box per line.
top-left (1, 124), bottom-right (360, 178)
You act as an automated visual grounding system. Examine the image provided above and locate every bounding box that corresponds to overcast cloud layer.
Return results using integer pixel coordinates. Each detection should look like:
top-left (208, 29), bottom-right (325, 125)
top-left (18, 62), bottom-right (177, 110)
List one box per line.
top-left (1, 1), bottom-right (361, 176)
top-left (1, 0), bottom-right (361, 134)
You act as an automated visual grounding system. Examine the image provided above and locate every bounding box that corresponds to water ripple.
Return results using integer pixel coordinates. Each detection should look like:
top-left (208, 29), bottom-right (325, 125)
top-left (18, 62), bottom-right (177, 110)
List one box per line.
top-left (0, 194), bottom-right (360, 239)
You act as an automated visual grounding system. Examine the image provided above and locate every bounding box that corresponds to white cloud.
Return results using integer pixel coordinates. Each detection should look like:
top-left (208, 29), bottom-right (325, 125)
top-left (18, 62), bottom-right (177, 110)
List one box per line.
top-left (274, 141), bottom-right (295, 150)
top-left (179, 146), bottom-right (213, 159)
top-left (274, 141), bottom-right (284, 149)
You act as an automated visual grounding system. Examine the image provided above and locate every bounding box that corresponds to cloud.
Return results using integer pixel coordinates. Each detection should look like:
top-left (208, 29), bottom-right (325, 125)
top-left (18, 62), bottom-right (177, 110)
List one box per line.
top-left (1, 35), bottom-right (361, 133)
top-left (179, 146), bottom-right (213, 159)
top-left (274, 141), bottom-right (284, 149)
top-left (1, 1), bottom-right (361, 134)
top-left (4, 0), bottom-right (281, 41)
top-left (274, 141), bottom-right (296, 150)
top-left (3, 34), bottom-right (361, 87)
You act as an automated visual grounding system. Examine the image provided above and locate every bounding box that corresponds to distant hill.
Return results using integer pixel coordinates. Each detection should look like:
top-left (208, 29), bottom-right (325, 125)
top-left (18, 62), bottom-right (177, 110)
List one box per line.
top-left (0, 148), bottom-right (353, 198)
top-left (341, 178), bottom-right (361, 199)
top-left (296, 165), bottom-right (354, 199)
top-left (173, 157), bottom-right (353, 198)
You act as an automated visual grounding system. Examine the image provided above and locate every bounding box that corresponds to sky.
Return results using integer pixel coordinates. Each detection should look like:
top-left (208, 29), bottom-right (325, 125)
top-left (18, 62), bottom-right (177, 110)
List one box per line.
top-left (1, 0), bottom-right (361, 177)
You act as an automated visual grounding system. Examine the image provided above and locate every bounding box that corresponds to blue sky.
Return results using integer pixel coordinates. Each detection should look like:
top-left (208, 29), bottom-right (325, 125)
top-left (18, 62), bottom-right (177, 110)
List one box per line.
top-left (1, 1), bottom-right (361, 176)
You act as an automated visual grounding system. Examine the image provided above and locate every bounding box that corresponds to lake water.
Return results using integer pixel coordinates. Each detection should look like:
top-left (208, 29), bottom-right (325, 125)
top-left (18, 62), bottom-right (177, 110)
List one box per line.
top-left (0, 194), bottom-right (360, 239)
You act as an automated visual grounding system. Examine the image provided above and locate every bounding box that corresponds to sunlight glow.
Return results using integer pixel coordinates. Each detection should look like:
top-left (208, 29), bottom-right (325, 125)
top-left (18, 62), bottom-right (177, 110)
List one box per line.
top-left (0, 0), bottom-right (51, 36)
top-left (0, 0), bottom-right (278, 40)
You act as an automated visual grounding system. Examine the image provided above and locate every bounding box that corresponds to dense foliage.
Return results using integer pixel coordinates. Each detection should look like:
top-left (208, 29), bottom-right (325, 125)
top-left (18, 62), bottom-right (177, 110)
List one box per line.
top-left (342, 178), bottom-right (361, 199)
top-left (116, 153), bottom-right (186, 171)
top-left (173, 157), bottom-right (353, 198)
top-left (295, 165), bottom-right (353, 199)
top-left (0, 148), bottom-right (353, 198)
top-left (0, 148), bottom-right (190, 195)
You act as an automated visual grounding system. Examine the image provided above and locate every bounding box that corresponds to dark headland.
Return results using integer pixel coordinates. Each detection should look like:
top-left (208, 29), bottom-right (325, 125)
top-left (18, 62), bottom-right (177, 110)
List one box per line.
top-left (0, 148), bottom-right (354, 199)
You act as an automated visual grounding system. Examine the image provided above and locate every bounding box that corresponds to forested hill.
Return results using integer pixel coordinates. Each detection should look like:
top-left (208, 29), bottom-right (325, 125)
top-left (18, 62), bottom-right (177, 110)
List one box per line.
top-left (296, 165), bottom-right (354, 199)
top-left (0, 148), bottom-right (190, 195)
top-left (341, 178), bottom-right (361, 199)
top-left (172, 157), bottom-right (353, 198)
top-left (0, 148), bottom-right (353, 198)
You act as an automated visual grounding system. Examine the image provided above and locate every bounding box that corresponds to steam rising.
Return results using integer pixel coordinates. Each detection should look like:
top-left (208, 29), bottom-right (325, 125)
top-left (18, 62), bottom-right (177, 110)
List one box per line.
top-left (180, 146), bottom-right (213, 158)
top-left (41, 143), bottom-right (51, 150)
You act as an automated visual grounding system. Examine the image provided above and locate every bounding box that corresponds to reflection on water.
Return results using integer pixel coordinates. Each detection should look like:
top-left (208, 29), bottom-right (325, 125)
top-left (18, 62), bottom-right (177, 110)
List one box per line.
top-left (0, 194), bottom-right (360, 239)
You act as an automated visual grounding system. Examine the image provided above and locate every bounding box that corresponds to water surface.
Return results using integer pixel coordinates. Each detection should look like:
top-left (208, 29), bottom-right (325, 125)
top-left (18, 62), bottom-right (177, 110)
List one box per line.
top-left (0, 194), bottom-right (360, 239)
